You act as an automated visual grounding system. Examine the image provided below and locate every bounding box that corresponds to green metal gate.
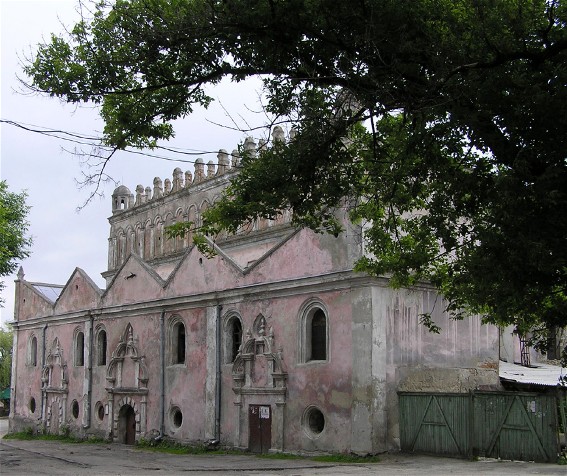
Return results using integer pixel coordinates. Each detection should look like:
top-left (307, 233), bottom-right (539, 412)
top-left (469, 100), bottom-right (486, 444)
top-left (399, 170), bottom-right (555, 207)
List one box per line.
top-left (399, 391), bottom-right (558, 462)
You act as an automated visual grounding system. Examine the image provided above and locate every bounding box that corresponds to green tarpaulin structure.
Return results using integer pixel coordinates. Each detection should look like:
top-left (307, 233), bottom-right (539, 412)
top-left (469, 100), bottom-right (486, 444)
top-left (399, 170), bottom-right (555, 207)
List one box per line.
top-left (0, 388), bottom-right (10, 400)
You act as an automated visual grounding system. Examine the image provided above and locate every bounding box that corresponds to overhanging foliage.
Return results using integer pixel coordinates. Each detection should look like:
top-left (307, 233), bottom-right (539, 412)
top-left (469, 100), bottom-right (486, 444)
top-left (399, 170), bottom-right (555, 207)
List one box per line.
top-left (24, 0), bottom-right (567, 357)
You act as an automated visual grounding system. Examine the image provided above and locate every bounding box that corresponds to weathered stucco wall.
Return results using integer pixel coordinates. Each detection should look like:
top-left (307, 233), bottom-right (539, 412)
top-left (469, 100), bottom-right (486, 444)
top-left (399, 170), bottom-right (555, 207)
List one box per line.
top-left (10, 154), bottom-right (499, 453)
top-left (381, 287), bottom-right (500, 449)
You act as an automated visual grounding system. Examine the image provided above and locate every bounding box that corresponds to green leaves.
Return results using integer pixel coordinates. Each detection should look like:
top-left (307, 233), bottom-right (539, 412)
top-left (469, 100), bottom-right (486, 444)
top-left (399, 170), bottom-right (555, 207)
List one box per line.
top-left (0, 181), bottom-right (31, 304)
top-left (25, 0), bottom-right (567, 349)
top-left (0, 327), bottom-right (13, 390)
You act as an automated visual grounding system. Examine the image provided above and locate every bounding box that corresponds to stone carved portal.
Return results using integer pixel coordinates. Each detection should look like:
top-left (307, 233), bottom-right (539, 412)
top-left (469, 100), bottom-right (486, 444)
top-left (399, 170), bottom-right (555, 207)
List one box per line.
top-left (41, 338), bottom-right (68, 433)
top-left (232, 315), bottom-right (287, 452)
top-left (105, 323), bottom-right (148, 443)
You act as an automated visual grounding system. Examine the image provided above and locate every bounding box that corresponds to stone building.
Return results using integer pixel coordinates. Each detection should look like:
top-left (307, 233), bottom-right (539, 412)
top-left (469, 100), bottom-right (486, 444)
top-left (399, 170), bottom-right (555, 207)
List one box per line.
top-left (9, 128), bottom-right (500, 453)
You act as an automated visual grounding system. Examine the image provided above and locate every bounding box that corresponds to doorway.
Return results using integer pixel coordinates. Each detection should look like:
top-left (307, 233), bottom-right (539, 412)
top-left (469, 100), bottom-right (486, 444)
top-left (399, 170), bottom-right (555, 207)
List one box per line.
top-left (49, 401), bottom-right (59, 435)
top-left (118, 404), bottom-right (136, 445)
top-left (248, 404), bottom-right (271, 453)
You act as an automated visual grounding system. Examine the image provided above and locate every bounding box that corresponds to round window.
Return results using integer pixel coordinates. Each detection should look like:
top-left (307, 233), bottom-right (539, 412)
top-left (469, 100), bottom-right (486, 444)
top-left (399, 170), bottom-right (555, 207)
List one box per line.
top-left (170, 406), bottom-right (183, 429)
top-left (71, 400), bottom-right (79, 419)
top-left (29, 397), bottom-right (36, 413)
top-left (303, 406), bottom-right (325, 437)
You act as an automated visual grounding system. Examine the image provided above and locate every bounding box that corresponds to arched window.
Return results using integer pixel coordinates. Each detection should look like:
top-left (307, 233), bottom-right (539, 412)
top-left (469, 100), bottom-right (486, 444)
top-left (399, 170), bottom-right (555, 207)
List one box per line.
top-left (97, 329), bottom-right (107, 366)
top-left (170, 319), bottom-right (186, 365)
top-left (28, 335), bottom-right (38, 367)
top-left (299, 300), bottom-right (329, 363)
top-left (224, 313), bottom-right (243, 363)
top-left (75, 331), bottom-right (85, 367)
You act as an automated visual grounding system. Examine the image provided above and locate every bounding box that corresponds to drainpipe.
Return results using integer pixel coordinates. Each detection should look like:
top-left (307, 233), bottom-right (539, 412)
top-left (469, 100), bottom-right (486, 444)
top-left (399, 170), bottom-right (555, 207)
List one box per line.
top-left (84, 312), bottom-right (94, 430)
top-left (159, 310), bottom-right (166, 439)
top-left (40, 324), bottom-right (47, 426)
top-left (9, 327), bottom-right (19, 424)
top-left (215, 305), bottom-right (222, 441)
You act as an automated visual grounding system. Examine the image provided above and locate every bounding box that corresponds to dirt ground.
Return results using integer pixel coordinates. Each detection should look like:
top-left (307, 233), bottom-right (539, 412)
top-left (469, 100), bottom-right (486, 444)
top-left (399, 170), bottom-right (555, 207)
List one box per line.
top-left (1, 418), bottom-right (565, 476)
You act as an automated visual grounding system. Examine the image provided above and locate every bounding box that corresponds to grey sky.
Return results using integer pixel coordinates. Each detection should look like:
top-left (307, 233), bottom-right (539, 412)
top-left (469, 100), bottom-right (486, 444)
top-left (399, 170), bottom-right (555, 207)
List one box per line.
top-left (1, 0), bottom-right (264, 327)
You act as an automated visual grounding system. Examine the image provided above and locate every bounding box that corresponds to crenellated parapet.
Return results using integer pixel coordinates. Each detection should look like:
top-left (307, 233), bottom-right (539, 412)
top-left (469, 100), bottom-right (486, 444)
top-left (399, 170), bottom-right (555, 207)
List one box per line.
top-left (111, 146), bottom-right (246, 215)
top-left (105, 129), bottom-right (294, 282)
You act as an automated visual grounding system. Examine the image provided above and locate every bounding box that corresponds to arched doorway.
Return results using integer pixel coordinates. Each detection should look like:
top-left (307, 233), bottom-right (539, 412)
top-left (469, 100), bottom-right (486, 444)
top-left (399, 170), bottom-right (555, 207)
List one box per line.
top-left (117, 404), bottom-right (136, 444)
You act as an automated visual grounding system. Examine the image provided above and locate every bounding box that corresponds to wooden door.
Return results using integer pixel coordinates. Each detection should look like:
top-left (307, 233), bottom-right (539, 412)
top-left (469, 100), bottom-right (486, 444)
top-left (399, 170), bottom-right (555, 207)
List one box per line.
top-left (118, 404), bottom-right (136, 445)
top-left (248, 404), bottom-right (271, 453)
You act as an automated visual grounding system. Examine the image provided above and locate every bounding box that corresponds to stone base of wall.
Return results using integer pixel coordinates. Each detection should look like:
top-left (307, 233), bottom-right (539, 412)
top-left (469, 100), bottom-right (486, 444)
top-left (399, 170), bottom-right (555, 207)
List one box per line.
top-left (397, 366), bottom-right (501, 393)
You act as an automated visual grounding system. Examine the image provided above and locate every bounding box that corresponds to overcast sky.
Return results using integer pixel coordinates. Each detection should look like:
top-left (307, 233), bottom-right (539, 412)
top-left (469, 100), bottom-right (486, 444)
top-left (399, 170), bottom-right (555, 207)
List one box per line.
top-left (0, 0), bottom-right (265, 327)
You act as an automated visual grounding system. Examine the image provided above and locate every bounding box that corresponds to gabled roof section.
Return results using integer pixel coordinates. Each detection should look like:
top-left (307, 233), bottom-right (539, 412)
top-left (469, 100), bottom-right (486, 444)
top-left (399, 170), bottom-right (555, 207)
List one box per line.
top-left (207, 228), bottom-right (300, 274)
top-left (53, 268), bottom-right (103, 314)
top-left (104, 253), bottom-right (166, 292)
top-left (164, 242), bottom-right (244, 297)
top-left (16, 280), bottom-right (60, 320)
top-left (102, 253), bottom-right (167, 306)
top-left (235, 227), bottom-right (349, 283)
top-left (162, 230), bottom-right (299, 296)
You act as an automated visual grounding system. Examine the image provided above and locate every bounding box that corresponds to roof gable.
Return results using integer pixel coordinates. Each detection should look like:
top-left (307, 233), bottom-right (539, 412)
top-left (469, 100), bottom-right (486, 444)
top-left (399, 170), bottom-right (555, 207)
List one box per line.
top-left (16, 280), bottom-right (57, 320)
top-left (165, 244), bottom-right (244, 298)
top-left (238, 228), bottom-right (346, 284)
top-left (102, 253), bottom-right (166, 306)
top-left (53, 268), bottom-right (103, 314)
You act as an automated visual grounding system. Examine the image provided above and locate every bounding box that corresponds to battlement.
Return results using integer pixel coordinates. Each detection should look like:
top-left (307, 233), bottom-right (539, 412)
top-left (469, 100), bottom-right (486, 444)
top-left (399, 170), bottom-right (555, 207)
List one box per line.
top-left (111, 126), bottom-right (290, 214)
top-left (104, 127), bottom-right (293, 284)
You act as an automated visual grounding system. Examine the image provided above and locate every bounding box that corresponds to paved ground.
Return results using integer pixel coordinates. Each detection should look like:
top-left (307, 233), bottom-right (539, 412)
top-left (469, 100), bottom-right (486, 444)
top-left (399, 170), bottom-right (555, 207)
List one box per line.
top-left (1, 418), bottom-right (565, 475)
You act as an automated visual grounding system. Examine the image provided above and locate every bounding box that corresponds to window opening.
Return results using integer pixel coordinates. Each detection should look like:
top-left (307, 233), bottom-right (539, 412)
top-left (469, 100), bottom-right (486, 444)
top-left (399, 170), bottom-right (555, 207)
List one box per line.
top-left (171, 407), bottom-right (183, 429)
top-left (232, 319), bottom-right (242, 362)
top-left (310, 310), bottom-right (327, 361)
top-left (75, 331), bottom-right (85, 366)
top-left (96, 402), bottom-right (105, 421)
top-left (177, 323), bottom-right (186, 364)
top-left (30, 335), bottom-right (37, 366)
top-left (97, 330), bottom-right (107, 366)
top-left (71, 400), bottom-right (79, 419)
top-left (307, 407), bottom-right (325, 434)
top-left (171, 321), bottom-right (186, 365)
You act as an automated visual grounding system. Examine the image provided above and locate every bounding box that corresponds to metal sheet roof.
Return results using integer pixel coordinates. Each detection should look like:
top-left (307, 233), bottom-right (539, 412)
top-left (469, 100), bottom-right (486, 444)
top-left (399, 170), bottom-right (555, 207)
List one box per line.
top-left (32, 284), bottom-right (63, 303)
top-left (499, 360), bottom-right (566, 387)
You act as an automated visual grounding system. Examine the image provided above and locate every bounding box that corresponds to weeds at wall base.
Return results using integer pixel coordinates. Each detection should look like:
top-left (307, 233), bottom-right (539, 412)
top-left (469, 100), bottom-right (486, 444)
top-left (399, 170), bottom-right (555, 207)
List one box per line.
top-left (3, 427), bottom-right (106, 444)
top-left (4, 431), bottom-right (380, 463)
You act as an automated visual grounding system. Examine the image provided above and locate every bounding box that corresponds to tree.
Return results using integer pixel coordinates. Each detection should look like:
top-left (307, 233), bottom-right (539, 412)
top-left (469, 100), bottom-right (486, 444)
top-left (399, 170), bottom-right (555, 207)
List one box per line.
top-left (0, 327), bottom-right (13, 391)
top-left (0, 181), bottom-right (31, 304)
top-left (24, 0), bottom-right (567, 357)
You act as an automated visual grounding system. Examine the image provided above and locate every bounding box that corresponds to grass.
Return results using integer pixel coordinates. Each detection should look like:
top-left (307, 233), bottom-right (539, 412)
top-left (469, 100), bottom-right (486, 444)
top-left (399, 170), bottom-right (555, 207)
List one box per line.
top-left (256, 452), bottom-right (304, 460)
top-left (137, 439), bottom-right (380, 463)
top-left (135, 438), bottom-right (245, 456)
top-left (6, 430), bottom-right (380, 463)
top-left (4, 428), bottom-right (106, 444)
top-left (311, 453), bottom-right (381, 463)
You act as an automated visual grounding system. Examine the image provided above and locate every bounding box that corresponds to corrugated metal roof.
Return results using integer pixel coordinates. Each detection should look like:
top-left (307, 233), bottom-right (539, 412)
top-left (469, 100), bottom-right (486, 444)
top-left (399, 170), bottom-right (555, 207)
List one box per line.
top-left (499, 360), bottom-right (566, 387)
top-left (32, 284), bottom-right (63, 303)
